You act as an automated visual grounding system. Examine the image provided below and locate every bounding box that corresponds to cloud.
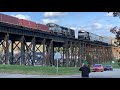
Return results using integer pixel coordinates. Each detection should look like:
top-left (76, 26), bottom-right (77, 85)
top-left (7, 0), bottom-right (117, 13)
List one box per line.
top-left (70, 27), bottom-right (79, 30)
top-left (105, 24), bottom-right (114, 30)
top-left (12, 14), bottom-right (31, 20)
top-left (79, 26), bottom-right (92, 31)
top-left (93, 23), bottom-right (103, 29)
top-left (44, 12), bottom-right (68, 18)
top-left (106, 12), bottom-right (113, 17)
top-left (42, 19), bottom-right (59, 24)
top-left (70, 27), bottom-right (80, 38)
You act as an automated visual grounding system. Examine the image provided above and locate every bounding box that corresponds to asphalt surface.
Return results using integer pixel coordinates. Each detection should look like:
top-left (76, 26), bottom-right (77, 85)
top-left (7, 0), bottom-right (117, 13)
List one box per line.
top-left (0, 69), bottom-right (120, 78)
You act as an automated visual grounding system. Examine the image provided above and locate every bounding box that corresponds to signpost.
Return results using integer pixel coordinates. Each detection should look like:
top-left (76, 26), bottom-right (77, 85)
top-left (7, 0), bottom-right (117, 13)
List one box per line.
top-left (54, 52), bottom-right (62, 72)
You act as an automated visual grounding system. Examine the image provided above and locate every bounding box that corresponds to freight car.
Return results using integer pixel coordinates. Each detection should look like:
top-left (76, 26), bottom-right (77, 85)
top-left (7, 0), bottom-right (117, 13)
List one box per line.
top-left (19, 19), bottom-right (37, 29)
top-left (46, 23), bottom-right (75, 38)
top-left (78, 30), bottom-right (112, 45)
top-left (0, 13), bottom-right (50, 33)
top-left (37, 23), bottom-right (50, 33)
top-left (0, 13), bottom-right (19, 25)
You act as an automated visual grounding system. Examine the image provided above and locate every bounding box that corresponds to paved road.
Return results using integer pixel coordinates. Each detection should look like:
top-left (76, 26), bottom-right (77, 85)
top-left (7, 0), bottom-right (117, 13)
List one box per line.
top-left (0, 69), bottom-right (120, 78)
top-left (89, 69), bottom-right (120, 78)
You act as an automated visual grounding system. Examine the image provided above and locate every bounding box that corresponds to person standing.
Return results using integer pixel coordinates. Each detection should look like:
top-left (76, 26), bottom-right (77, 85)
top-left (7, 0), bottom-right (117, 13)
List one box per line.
top-left (79, 63), bottom-right (90, 78)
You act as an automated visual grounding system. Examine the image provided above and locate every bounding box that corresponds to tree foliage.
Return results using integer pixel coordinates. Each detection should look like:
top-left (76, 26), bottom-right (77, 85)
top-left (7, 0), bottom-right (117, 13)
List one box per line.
top-left (110, 12), bottom-right (120, 46)
top-left (113, 12), bottom-right (120, 17)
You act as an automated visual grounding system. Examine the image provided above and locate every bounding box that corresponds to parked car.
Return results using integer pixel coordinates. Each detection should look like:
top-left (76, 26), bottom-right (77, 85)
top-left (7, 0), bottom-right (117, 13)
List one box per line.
top-left (92, 64), bottom-right (104, 72)
top-left (104, 65), bottom-right (113, 71)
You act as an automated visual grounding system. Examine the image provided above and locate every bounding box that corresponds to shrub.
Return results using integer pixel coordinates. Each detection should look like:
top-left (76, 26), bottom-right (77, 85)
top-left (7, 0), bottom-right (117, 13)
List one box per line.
top-left (117, 59), bottom-right (120, 66)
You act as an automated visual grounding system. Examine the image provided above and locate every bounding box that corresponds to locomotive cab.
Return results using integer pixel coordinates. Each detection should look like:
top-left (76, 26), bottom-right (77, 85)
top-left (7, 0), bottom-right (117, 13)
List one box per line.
top-left (78, 30), bottom-right (89, 40)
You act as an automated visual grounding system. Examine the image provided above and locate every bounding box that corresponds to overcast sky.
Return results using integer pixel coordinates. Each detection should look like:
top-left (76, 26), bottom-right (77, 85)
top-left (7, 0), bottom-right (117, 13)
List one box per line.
top-left (0, 12), bottom-right (120, 38)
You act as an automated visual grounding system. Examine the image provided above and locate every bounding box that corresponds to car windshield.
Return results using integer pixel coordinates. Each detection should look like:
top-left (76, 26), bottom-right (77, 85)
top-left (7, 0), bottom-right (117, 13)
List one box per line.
top-left (105, 65), bottom-right (111, 67)
top-left (94, 64), bottom-right (102, 67)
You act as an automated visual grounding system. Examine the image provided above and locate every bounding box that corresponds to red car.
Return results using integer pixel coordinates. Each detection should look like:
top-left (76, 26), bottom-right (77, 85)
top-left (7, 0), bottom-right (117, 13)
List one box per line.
top-left (92, 64), bottom-right (104, 72)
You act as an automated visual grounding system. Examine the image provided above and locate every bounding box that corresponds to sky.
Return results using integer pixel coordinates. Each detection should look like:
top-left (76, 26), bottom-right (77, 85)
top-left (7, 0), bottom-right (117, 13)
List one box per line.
top-left (0, 12), bottom-right (120, 38)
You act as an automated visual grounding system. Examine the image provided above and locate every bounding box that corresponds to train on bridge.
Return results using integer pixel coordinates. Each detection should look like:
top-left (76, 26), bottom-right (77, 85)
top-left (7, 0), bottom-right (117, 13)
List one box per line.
top-left (0, 13), bottom-right (112, 45)
top-left (0, 13), bottom-right (114, 67)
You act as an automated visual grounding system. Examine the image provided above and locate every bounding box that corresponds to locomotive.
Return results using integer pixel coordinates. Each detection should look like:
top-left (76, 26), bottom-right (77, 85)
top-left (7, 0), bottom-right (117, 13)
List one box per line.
top-left (46, 23), bottom-right (75, 38)
top-left (78, 30), bottom-right (112, 45)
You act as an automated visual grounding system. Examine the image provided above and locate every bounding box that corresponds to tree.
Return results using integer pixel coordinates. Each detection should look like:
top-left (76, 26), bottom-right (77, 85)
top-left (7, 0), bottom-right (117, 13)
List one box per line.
top-left (110, 26), bottom-right (120, 46)
top-left (112, 12), bottom-right (120, 18)
top-left (110, 12), bottom-right (120, 46)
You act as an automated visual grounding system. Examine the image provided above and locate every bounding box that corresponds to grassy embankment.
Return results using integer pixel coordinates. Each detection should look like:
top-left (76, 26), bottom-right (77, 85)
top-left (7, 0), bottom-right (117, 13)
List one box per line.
top-left (0, 64), bottom-right (80, 75)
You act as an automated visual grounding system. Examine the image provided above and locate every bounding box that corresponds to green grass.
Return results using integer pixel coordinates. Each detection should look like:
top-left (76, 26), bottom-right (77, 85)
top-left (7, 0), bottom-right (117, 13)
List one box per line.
top-left (0, 64), bottom-right (80, 75)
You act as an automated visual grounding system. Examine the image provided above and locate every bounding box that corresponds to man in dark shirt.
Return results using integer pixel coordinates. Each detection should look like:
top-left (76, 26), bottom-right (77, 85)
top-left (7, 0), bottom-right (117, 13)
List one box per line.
top-left (79, 63), bottom-right (90, 78)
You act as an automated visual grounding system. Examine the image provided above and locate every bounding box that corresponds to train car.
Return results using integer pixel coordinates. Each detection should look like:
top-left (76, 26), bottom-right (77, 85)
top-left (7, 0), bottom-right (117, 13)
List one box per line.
top-left (102, 37), bottom-right (112, 45)
top-left (70, 29), bottom-right (75, 38)
top-left (78, 30), bottom-right (89, 40)
top-left (0, 13), bottom-right (19, 25)
top-left (37, 23), bottom-right (51, 33)
top-left (0, 13), bottom-right (51, 33)
top-left (78, 30), bottom-right (103, 42)
top-left (60, 26), bottom-right (68, 36)
top-left (89, 32), bottom-right (101, 42)
top-left (99, 36), bottom-right (104, 43)
top-left (19, 19), bottom-right (37, 29)
top-left (78, 30), bottom-right (112, 45)
top-left (47, 23), bottom-right (62, 34)
top-left (47, 23), bottom-right (75, 38)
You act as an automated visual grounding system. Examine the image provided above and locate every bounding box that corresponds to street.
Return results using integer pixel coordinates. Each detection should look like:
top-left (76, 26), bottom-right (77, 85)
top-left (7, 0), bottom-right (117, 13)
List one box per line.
top-left (0, 69), bottom-right (120, 78)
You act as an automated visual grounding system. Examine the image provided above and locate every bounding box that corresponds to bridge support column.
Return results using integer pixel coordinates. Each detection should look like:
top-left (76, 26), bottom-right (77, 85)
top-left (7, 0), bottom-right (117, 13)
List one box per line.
top-left (10, 40), bottom-right (14, 65)
top-left (102, 47), bottom-right (105, 63)
top-left (87, 44), bottom-right (92, 66)
top-left (63, 46), bottom-right (65, 66)
top-left (4, 33), bottom-right (9, 64)
top-left (50, 41), bottom-right (54, 66)
top-left (72, 42), bottom-right (75, 67)
top-left (81, 43), bottom-right (85, 64)
top-left (106, 47), bottom-right (109, 63)
top-left (32, 37), bottom-right (35, 66)
top-left (109, 47), bottom-right (114, 64)
top-left (20, 36), bottom-right (25, 65)
top-left (98, 46), bottom-right (101, 64)
top-left (84, 43), bottom-right (86, 60)
top-left (64, 41), bottom-right (69, 67)
top-left (42, 39), bottom-right (46, 66)
top-left (70, 41), bottom-right (73, 67)
top-left (46, 40), bottom-right (53, 66)
top-left (107, 47), bottom-right (112, 63)
top-left (105, 47), bottom-right (108, 63)
top-left (93, 46), bottom-right (96, 65)
top-left (78, 42), bottom-right (81, 67)
top-left (95, 46), bottom-right (97, 64)
top-left (74, 42), bottom-right (78, 67)
top-left (90, 45), bottom-right (94, 65)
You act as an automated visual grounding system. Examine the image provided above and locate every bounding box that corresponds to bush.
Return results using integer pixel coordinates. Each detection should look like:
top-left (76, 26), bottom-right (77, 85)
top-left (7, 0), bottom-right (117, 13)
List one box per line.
top-left (117, 59), bottom-right (120, 67)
